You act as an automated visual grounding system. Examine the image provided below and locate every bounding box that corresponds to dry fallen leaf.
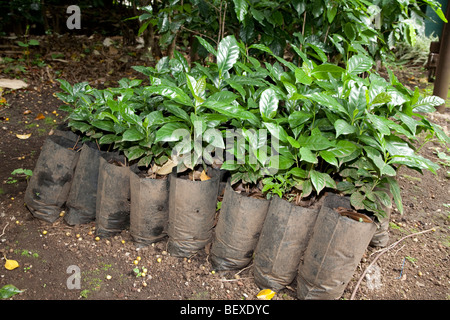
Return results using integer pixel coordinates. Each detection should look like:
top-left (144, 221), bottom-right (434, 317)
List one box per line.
top-left (35, 113), bottom-right (45, 120)
top-left (16, 133), bottom-right (31, 139)
top-left (256, 289), bottom-right (276, 300)
top-left (200, 170), bottom-right (211, 181)
top-left (155, 159), bottom-right (176, 175)
top-left (23, 110), bottom-right (32, 115)
top-left (4, 259), bottom-right (19, 271)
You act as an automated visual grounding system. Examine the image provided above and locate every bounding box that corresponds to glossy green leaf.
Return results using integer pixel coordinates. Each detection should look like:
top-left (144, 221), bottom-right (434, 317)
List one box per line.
top-left (312, 64), bottom-right (345, 79)
top-left (125, 146), bottom-right (146, 161)
top-left (259, 88), bottom-right (279, 119)
top-left (334, 119), bottom-right (356, 138)
top-left (350, 191), bottom-right (365, 210)
top-left (194, 36), bottom-right (217, 56)
top-left (287, 136), bottom-right (300, 148)
top-left (145, 85), bottom-right (193, 106)
top-left (295, 68), bottom-right (312, 85)
top-left (122, 127), bottom-right (145, 142)
top-left (299, 147), bottom-right (318, 163)
top-left (288, 111), bottom-right (311, 128)
top-left (233, 0), bottom-right (248, 22)
top-left (217, 35), bottom-right (240, 77)
top-left (264, 122), bottom-right (288, 143)
top-left (386, 177), bottom-right (403, 214)
top-left (310, 170), bottom-right (327, 194)
top-left (155, 122), bottom-right (189, 143)
top-left (0, 284), bottom-right (23, 299)
top-left (319, 150), bottom-right (338, 167)
top-left (347, 54), bottom-right (373, 75)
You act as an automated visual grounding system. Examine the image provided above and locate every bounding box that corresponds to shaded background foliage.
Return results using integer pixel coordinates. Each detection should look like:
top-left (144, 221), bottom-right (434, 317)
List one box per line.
top-left (0, 0), bottom-right (446, 65)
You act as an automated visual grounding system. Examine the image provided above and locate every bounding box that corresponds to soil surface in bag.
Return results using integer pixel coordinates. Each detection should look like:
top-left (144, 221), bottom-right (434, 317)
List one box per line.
top-left (210, 181), bottom-right (270, 271)
top-left (253, 196), bottom-right (321, 292)
top-left (130, 171), bottom-right (169, 246)
top-left (95, 156), bottom-right (131, 238)
top-left (167, 168), bottom-right (220, 257)
top-left (297, 192), bottom-right (377, 300)
top-left (64, 145), bottom-right (123, 225)
top-left (24, 135), bottom-right (81, 223)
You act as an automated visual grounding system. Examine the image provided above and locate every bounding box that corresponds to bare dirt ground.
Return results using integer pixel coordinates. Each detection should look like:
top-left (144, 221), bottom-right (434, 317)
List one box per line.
top-left (0, 35), bottom-right (449, 307)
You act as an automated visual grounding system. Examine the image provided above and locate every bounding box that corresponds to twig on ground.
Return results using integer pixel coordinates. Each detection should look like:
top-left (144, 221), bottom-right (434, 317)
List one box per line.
top-left (0, 222), bottom-right (9, 237)
top-left (235, 263), bottom-right (252, 276)
top-left (350, 227), bottom-right (436, 300)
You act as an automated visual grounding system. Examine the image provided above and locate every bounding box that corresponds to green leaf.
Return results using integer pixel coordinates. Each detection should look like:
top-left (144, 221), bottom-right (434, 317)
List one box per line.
top-left (288, 111), bottom-right (311, 128)
top-left (264, 122), bottom-right (288, 143)
top-left (386, 177), bottom-right (403, 214)
top-left (269, 155), bottom-right (295, 170)
top-left (99, 134), bottom-right (122, 145)
top-left (287, 136), bottom-right (300, 148)
top-left (310, 170), bottom-right (327, 194)
top-left (155, 122), bottom-right (189, 143)
top-left (91, 120), bottom-right (115, 132)
top-left (327, 4), bottom-right (337, 23)
top-left (145, 85), bottom-right (192, 106)
top-left (369, 92), bottom-right (392, 107)
top-left (186, 74), bottom-right (206, 106)
top-left (163, 102), bottom-right (190, 122)
top-left (307, 92), bottom-right (347, 115)
top-left (68, 121), bottom-right (91, 133)
top-left (344, 22), bottom-right (356, 41)
top-left (319, 150), bottom-right (338, 167)
top-left (0, 284), bottom-right (23, 299)
top-left (412, 96), bottom-right (445, 113)
top-left (295, 68), bottom-right (312, 85)
top-left (329, 140), bottom-right (358, 158)
top-left (297, 128), bottom-right (334, 151)
top-left (217, 35), bottom-right (240, 77)
top-left (233, 0), bottom-right (248, 22)
top-left (204, 128), bottom-right (225, 149)
top-left (194, 36), bottom-right (217, 56)
top-left (299, 147), bottom-right (318, 164)
top-left (374, 190), bottom-right (392, 208)
top-left (125, 146), bottom-right (146, 161)
top-left (388, 155), bottom-right (440, 175)
top-left (366, 113), bottom-right (391, 136)
top-left (204, 91), bottom-right (238, 106)
top-left (350, 191), bottom-right (365, 210)
top-left (225, 79), bottom-right (246, 99)
top-left (434, 7), bottom-right (448, 23)
top-left (311, 64), bottom-right (346, 79)
top-left (334, 119), bottom-right (356, 138)
top-left (307, 43), bottom-right (327, 63)
top-left (221, 160), bottom-right (241, 171)
top-left (364, 146), bottom-right (396, 176)
top-left (288, 167), bottom-right (307, 178)
top-left (138, 20), bottom-right (151, 36)
top-left (347, 54), bottom-right (373, 75)
top-left (122, 127), bottom-right (145, 142)
top-left (57, 79), bottom-right (73, 95)
top-left (29, 39), bottom-right (39, 45)
top-left (259, 88), bottom-right (279, 119)
top-left (337, 180), bottom-right (355, 193)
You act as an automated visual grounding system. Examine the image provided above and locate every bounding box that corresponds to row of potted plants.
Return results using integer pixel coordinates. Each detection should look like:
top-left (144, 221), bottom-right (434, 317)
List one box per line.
top-left (25, 35), bottom-right (448, 299)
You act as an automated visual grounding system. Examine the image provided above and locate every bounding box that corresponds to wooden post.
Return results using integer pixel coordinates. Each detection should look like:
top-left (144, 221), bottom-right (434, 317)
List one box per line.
top-left (433, 3), bottom-right (450, 114)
